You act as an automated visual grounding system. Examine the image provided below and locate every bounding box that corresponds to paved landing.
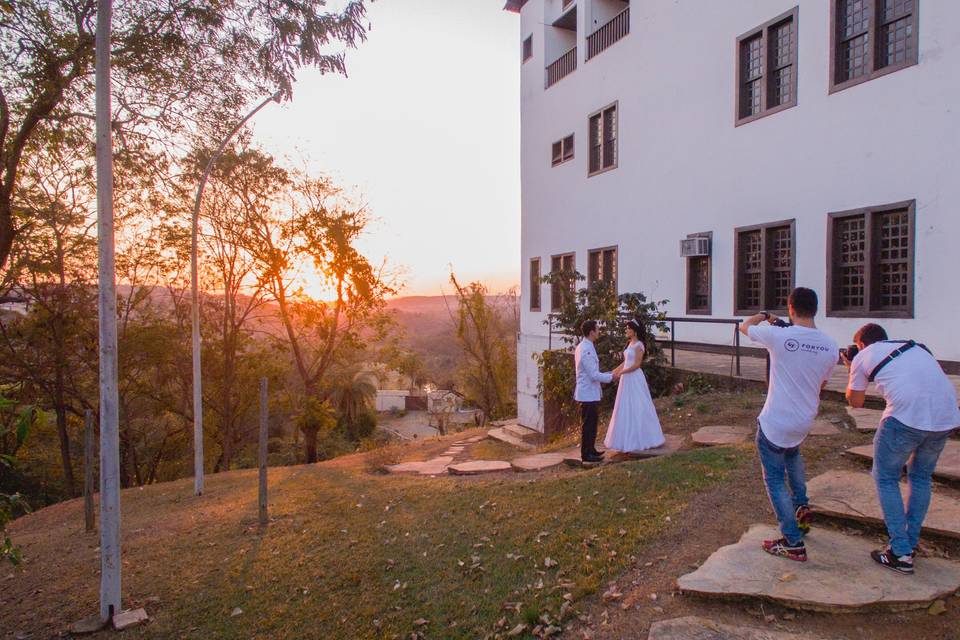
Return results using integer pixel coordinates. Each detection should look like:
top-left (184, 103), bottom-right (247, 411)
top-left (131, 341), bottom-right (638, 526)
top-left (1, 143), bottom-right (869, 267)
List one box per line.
top-left (487, 427), bottom-right (535, 450)
top-left (386, 456), bottom-right (454, 476)
top-left (511, 453), bottom-right (566, 472)
top-left (808, 470), bottom-right (960, 540)
top-left (847, 407), bottom-right (883, 433)
top-left (692, 425), bottom-right (752, 446)
top-left (648, 617), bottom-right (829, 640)
top-left (846, 440), bottom-right (960, 482)
top-left (808, 419), bottom-right (840, 436)
top-left (448, 460), bottom-right (512, 476)
top-left (608, 434), bottom-right (686, 459)
top-left (677, 524), bottom-right (960, 613)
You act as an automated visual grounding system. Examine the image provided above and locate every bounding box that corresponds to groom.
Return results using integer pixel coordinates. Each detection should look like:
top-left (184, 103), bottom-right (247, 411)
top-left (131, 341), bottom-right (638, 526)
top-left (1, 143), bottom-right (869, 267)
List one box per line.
top-left (575, 320), bottom-right (619, 463)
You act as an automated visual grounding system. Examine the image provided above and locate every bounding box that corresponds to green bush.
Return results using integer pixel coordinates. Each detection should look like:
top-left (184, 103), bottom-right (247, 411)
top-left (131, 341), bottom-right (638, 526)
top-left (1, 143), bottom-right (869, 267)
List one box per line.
top-left (337, 410), bottom-right (377, 443)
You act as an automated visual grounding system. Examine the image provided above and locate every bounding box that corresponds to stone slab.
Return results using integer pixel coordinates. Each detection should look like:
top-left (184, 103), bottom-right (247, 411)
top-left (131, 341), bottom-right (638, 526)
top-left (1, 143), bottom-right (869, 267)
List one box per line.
top-left (448, 460), bottom-right (513, 475)
top-left (465, 435), bottom-right (488, 443)
top-left (848, 407), bottom-right (883, 433)
top-left (487, 427), bottom-right (535, 450)
top-left (503, 423), bottom-right (539, 439)
top-left (677, 524), bottom-right (960, 613)
top-left (648, 616), bottom-right (829, 640)
top-left (808, 470), bottom-right (960, 540)
top-left (112, 608), bottom-right (149, 631)
top-left (609, 433), bottom-right (686, 459)
top-left (846, 440), bottom-right (960, 482)
top-left (809, 419), bottom-right (840, 436)
top-left (692, 425), bottom-right (753, 446)
top-left (386, 456), bottom-right (454, 476)
top-left (511, 453), bottom-right (566, 472)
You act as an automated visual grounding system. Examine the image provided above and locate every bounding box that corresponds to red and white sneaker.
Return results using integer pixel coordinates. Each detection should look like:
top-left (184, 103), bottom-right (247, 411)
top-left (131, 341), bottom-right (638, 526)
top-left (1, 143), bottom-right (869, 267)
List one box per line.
top-left (762, 537), bottom-right (807, 562)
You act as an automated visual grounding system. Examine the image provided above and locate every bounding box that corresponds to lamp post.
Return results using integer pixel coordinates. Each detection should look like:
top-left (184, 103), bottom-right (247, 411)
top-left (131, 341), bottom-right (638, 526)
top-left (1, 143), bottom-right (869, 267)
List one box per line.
top-left (190, 91), bottom-right (281, 496)
top-left (94, 0), bottom-right (121, 621)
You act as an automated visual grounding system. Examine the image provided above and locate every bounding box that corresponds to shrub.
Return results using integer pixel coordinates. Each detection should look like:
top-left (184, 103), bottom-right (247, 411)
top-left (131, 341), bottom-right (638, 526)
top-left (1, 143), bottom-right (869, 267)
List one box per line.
top-left (337, 410), bottom-right (377, 443)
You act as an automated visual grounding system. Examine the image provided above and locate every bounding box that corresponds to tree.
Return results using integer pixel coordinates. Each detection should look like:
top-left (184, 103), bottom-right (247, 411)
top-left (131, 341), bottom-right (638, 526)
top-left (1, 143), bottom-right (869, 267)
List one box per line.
top-left (0, 0), bottom-right (370, 274)
top-left (329, 367), bottom-right (377, 441)
top-left (0, 395), bottom-right (35, 565)
top-left (447, 275), bottom-right (517, 421)
top-left (246, 173), bottom-right (396, 463)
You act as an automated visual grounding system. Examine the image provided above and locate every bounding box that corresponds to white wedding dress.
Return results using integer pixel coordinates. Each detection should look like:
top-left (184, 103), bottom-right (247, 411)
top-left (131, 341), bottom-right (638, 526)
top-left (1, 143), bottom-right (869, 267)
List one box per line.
top-left (604, 342), bottom-right (665, 452)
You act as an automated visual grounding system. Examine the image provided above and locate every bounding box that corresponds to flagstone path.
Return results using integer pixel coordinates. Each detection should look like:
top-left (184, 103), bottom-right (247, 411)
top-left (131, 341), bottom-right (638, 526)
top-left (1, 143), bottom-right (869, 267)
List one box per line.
top-left (692, 425), bottom-right (753, 446)
top-left (563, 434), bottom-right (686, 467)
top-left (647, 616), bottom-right (830, 640)
top-left (677, 524), bottom-right (960, 613)
top-left (808, 470), bottom-right (960, 540)
top-left (846, 439), bottom-right (960, 482)
top-left (847, 407), bottom-right (883, 433)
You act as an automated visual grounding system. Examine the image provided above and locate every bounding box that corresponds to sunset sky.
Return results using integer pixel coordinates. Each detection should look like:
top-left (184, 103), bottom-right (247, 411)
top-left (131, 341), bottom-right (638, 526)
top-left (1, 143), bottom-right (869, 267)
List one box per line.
top-left (253, 0), bottom-right (520, 298)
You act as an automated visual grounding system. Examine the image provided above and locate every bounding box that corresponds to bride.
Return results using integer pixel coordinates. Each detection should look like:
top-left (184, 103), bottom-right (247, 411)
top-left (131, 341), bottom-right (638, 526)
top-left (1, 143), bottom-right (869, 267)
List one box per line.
top-left (604, 318), bottom-right (665, 453)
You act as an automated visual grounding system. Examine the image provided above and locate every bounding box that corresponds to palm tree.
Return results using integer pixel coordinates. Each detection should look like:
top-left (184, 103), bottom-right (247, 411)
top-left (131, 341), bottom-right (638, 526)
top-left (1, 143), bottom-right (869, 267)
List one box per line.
top-left (328, 368), bottom-right (378, 425)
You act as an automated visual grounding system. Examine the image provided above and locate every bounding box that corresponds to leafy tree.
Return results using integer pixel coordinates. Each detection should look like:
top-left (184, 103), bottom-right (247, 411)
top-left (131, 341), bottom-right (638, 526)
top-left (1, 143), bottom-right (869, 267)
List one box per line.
top-left (0, 0), bottom-right (370, 273)
top-left (448, 275), bottom-right (517, 421)
top-left (0, 395), bottom-right (35, 566)
top-left (329, 367), bottom-right (377, 441)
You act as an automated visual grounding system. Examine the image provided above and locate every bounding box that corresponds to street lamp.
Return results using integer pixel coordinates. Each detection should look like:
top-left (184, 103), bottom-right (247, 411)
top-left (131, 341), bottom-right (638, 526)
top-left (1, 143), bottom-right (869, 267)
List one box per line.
top-left (190, 91), bottom-right (282, 496)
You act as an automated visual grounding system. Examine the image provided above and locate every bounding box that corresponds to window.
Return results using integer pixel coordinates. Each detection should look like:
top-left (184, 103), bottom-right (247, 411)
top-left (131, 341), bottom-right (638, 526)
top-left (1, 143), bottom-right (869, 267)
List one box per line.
top-left (522, 35), bottom-right (533, 63)
top-left (529, 258), bottom-right (541, 311)
top-left (827, 200), bottom-right (915, 317)
top-left (686, 232), bottom-right (712, 315)
top-left (734, 220), bottom-right (796, 315)
top-left (588, 103), bottom-right (617, 176)
top-left (551, 135), bottom-right (574, 167)
top-left (830, 0), bottom-right (918, 93)
top-left (736, 8), bottom-right (799, 125)
top-left (587, 246), bottom-right (617, 293)
top-left (550, 253), bottom-right (576, 312)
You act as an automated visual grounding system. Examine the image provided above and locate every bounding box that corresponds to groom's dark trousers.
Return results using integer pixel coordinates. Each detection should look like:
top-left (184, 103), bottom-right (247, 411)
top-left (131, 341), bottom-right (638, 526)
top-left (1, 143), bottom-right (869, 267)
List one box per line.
top-left (580, 401), bottom-right (600, 458)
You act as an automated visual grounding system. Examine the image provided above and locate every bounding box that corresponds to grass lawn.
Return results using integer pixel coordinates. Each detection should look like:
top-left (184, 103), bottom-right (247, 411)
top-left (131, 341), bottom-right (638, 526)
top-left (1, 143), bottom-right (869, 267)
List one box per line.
top-left (3, 447), bottom-right (743, 639)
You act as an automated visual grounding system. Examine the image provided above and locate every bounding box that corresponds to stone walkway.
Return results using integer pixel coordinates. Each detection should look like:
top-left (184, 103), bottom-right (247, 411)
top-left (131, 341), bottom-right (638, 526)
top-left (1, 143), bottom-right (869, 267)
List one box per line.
top-left (677, 524), bottom-right (960, 613)
top-left (846, 440), bottom-right (960, 482)
top-left (647, 616), bottom-right (829, 640)
top-left (808, 470), bottom-right (960, 539)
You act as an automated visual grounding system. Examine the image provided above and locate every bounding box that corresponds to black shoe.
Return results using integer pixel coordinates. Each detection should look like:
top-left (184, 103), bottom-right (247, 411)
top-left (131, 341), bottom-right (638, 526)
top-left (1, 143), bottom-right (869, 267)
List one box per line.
top-left (796, 505), bottom-right (812, 535)
top-left (582, 454), bottom-right (604, 464)
top-left (871, 548), bottom-right (915, 575)
top-left (761, 537), bottom-right (807, 562)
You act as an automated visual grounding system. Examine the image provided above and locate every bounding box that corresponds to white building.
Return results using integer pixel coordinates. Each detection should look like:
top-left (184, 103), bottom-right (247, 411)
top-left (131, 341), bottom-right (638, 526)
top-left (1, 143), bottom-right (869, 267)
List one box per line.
top-left (505, 0), bottom-right (959, 431)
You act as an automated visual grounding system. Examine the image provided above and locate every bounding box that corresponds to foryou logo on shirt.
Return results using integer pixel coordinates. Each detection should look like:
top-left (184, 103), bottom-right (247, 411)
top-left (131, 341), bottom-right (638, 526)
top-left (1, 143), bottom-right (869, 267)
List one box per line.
top-left (783, 338), bottom-right (833, 355)
top-left (785, 339), bottom-right (800, 352)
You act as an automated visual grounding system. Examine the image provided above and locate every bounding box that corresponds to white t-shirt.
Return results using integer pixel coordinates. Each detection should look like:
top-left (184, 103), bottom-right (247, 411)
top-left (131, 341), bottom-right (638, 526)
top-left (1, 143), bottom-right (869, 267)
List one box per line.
top-left (748, 324), bottom-right (839, 448)
top-left (848, 341), bottom-right (960, 432)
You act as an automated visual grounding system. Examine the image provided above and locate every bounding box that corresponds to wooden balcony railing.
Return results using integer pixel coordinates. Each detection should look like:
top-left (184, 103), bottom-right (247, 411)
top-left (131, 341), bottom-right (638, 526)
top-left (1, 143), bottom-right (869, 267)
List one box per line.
top-left (586, 5), bottom-right (630, 61)
top-left (545, 46), bottom-right (577, 89)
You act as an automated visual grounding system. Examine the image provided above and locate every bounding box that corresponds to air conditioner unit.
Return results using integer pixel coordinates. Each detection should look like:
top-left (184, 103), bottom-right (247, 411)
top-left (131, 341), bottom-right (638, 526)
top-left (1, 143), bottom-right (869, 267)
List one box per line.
top-left (680, 237), bottom-right (711, 258)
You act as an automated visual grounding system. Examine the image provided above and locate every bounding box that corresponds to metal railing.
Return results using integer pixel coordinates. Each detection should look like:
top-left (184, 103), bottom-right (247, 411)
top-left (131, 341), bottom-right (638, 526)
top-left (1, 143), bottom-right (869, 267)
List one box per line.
top-left (546, 314), bottom-right (744, 377)
top-left (545, 46), bottom-right (577, 88)
top-left (587, 6), bottom-right (630, 61)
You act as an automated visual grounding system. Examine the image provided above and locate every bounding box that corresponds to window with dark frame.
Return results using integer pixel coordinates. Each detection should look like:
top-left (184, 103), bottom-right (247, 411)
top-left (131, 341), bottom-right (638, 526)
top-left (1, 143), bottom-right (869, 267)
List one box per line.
top-left (550, 253), bottom-right (576, 312)
top-left (529, 257), bottom-right (541, 312)
top-left (734, 221), bottom-right (795, 315)
top-left (522, 35), bottom-right (533, 63)
top-left (587, 247), bottom-right (617, 293)
top-left (685, 232), bottom-right (712, 315)
top-left (588, 103), bottom-right (617, 175)
top-left (551, 134), bottom-right (574, 167)
top-left (736, 8), bottom-right (798, 125)
top-left (828, 200), bottom-right (915, 318)
top-left (831, 0), bottom-right (918, 92)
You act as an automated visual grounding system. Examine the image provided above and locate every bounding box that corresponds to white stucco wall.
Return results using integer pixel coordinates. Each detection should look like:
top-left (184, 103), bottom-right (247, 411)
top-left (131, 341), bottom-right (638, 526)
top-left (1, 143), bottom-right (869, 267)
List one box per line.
top-left (513, 0), bottom-right (959, 430)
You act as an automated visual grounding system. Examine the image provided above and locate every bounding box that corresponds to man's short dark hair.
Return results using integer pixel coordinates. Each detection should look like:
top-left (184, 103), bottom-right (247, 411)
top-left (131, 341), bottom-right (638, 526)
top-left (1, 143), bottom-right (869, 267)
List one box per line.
top-left (788, 287), bottom-right (818, 318)
top-left (581, 320), bottom-right (598, 337)
top-left (854, 323), bottom-right (888, 347)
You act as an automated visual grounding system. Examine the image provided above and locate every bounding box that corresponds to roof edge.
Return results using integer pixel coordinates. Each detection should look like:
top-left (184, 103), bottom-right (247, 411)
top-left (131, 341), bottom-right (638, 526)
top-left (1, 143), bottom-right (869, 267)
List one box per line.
top-left (503, 0), bottom-right (527, 13)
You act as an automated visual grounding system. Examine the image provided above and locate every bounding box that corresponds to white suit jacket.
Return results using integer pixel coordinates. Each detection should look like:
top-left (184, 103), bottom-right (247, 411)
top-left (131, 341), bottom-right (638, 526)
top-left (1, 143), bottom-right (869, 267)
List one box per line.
top-left (574, 338), bottom-right (612, 402)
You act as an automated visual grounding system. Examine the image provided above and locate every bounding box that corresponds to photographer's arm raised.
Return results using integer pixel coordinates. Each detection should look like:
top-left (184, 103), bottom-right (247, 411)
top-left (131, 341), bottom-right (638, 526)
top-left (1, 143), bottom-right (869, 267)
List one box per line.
top-left (739, 312), bottom-right (771, 337)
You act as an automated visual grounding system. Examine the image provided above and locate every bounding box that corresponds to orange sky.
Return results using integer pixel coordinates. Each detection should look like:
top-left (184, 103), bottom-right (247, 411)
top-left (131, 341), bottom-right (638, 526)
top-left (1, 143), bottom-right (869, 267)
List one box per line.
top-left (252, 1), bottom-right (521, 298)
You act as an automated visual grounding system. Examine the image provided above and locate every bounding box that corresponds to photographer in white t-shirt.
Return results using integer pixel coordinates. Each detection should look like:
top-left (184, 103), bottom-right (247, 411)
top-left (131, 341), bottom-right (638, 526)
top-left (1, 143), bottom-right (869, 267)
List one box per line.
top-left (740, 287), bottom-right (839, 563)
top-left (844, 323), bottom-right (960, 576)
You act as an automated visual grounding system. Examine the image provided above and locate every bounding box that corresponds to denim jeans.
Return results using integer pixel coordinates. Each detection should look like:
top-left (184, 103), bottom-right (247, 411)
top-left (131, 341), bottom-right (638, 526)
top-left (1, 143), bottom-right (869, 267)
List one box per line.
top-left (756, 424), bottom-right (808, 545)
top-left (872, 416), bottom-right (950, 557)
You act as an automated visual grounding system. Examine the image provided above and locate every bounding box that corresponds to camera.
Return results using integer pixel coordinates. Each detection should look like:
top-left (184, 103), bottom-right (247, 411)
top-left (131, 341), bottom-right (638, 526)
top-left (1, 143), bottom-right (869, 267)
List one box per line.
top-left (840, 344), bottom-right (860, 361)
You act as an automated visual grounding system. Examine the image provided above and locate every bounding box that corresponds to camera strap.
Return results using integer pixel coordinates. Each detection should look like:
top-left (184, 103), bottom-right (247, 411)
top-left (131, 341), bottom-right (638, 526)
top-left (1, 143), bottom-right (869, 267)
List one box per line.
top-left (867, 340), bottom-right (933, 382)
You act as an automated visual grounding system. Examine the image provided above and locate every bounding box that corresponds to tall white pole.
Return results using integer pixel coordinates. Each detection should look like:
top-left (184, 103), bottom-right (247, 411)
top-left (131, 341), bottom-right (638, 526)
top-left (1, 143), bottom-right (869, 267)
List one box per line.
top-left (94, 0), bottom-right (121, 622)
top-left (190, 91), bottom-right (280, 496)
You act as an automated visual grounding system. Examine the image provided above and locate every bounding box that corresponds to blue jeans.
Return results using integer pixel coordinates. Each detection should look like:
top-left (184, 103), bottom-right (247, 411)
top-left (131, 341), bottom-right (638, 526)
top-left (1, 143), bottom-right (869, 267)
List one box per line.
top-left (872, 416), bottom-right (950, 557)
top-left (756, 425), bottom-right (808, 545)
